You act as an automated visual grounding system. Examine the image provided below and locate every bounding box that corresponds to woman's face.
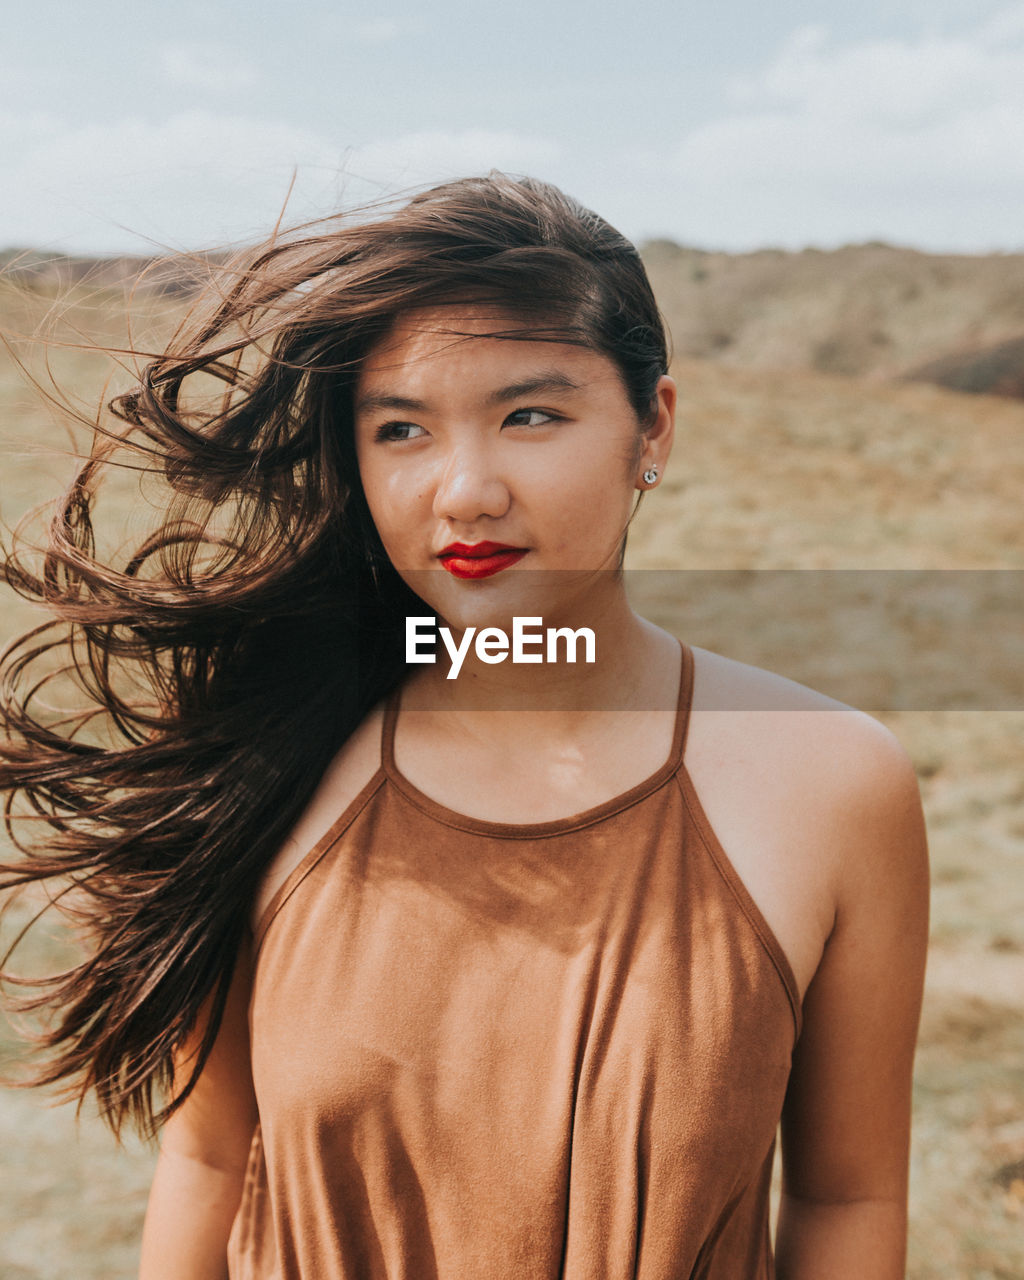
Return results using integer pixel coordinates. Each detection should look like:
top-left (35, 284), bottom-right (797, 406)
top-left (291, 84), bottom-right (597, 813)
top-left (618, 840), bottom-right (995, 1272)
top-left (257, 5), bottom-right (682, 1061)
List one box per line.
top-left (353, 304), bottom-right (675, 632)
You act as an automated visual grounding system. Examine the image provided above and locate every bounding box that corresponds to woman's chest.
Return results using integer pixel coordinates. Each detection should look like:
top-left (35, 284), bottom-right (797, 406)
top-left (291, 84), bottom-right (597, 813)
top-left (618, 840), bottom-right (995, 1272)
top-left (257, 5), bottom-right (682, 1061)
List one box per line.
top-left (249, 810), bottom-right (798, 1184)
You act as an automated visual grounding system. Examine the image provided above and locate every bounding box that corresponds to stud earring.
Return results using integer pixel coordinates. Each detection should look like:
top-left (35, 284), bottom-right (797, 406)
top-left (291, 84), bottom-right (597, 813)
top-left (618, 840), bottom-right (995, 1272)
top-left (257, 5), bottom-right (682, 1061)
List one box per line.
top-left (642, 466), bottom-right (659, 485)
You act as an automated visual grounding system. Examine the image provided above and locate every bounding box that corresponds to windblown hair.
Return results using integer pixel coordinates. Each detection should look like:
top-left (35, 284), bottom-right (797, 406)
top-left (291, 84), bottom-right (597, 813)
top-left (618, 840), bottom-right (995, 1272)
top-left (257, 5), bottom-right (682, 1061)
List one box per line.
top-left (0, 172), bottom-right (670, 1137)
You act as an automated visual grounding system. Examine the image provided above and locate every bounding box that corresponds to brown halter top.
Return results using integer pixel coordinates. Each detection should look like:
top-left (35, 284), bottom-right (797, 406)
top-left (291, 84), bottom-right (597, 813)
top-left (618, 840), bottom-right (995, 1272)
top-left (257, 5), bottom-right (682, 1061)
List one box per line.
top-left (228, 638), bottom-right (802, 1278)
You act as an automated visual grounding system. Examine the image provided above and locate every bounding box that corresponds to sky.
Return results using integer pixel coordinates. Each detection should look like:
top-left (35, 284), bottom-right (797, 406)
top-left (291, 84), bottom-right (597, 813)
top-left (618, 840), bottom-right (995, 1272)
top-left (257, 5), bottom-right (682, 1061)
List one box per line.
top-left (5, 0), bottom-right (1024, 256)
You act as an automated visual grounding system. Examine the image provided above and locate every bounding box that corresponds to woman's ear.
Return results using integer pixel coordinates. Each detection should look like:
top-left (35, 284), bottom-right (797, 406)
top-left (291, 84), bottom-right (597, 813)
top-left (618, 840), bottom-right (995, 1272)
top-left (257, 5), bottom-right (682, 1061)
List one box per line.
top-left (638, 374), bottom-right (676, 478)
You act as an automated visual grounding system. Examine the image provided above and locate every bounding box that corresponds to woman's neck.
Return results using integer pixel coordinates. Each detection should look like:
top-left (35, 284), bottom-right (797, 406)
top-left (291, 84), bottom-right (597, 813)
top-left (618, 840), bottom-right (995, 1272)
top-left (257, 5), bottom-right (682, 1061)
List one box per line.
top-left (399, 598), bottom-right (679, 728)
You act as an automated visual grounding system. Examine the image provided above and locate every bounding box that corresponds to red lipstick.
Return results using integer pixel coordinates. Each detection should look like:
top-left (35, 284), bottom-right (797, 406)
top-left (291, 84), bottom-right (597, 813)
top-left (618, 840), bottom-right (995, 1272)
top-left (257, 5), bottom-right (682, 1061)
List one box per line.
top-left (438, 541), bottom-right (528, 580)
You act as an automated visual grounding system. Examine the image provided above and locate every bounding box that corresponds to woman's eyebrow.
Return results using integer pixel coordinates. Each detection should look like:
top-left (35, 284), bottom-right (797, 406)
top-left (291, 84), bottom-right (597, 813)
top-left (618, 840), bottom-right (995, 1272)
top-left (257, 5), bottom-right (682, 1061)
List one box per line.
top-left (484, 372), bottom-right (583, 405)
top-left (355, 372), bottom-right (583, 417)
top-left (355, 392), bottom-right (427, 415)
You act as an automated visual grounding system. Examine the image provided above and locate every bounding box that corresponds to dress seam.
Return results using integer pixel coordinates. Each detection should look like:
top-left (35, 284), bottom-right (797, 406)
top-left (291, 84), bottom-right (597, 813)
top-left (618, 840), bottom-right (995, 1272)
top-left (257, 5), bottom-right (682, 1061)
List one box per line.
top-left (385, 763), bottom-right (682, 839)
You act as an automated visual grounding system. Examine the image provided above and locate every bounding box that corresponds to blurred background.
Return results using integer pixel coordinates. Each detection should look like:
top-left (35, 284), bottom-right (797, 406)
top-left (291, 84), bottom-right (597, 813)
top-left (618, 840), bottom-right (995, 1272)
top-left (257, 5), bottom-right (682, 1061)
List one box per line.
top-left (2, 2), bottom-right (1023, 1277)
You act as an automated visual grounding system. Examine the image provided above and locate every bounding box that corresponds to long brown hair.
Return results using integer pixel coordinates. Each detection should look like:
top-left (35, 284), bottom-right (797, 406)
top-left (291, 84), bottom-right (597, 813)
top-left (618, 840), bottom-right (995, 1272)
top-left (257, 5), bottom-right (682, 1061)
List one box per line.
top-left (0, 172), bottom-right (670, 1137)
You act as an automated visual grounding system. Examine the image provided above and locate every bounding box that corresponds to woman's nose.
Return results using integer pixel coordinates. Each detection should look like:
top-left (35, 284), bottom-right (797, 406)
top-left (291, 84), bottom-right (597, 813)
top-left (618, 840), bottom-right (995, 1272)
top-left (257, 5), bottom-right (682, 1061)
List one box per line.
top-left (431, 443), bottom-right (511, 523)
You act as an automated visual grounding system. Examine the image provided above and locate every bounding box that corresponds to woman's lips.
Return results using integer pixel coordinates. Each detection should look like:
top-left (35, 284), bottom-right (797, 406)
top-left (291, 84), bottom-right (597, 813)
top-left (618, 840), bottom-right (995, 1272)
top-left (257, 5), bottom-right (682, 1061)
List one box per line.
top-left (439, 546), bottom-right (528, 579)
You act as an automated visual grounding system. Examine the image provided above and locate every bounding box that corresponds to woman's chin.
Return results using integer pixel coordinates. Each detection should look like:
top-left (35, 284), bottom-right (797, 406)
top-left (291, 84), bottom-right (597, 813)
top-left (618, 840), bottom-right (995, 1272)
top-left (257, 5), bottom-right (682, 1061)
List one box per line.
top-left (401, 566), bottom-right (604, 624)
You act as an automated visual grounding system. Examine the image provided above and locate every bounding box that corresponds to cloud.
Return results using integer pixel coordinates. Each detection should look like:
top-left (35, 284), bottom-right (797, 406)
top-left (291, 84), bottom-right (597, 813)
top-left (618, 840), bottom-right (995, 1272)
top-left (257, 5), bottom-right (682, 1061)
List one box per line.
top-left (0, 112), bottom-right (339, 253)
top-left (160, 43), bottom-right (259, 93)
top-left (0, 113), bottom-right (561, 254)
top-left (347, 130), bottom-right (561, 189)
top-left (663, 5), bottom-right (1024, 250)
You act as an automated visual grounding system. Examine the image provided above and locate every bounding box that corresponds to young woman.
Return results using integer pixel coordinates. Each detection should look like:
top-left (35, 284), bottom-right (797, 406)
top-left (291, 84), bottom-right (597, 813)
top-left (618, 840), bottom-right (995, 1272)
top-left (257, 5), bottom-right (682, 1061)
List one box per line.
top-left (0, 174), bottom-right (929, 1279)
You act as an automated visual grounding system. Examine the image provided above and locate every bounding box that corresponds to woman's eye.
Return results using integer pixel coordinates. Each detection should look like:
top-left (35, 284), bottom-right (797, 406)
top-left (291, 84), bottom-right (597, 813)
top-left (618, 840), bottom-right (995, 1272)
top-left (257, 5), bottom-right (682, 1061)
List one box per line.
top-left (374, 421), bottom-right (424, 442)
top-left (504, 408), bottom-right (558, 428)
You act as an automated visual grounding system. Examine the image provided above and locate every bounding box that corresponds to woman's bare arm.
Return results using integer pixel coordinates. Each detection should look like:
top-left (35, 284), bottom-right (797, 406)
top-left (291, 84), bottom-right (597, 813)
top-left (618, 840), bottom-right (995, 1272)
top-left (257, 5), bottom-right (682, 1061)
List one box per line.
top-left (138, 931), bottom-right (259, 1280)
top-left (776, 722), bottom-right (930, 1278)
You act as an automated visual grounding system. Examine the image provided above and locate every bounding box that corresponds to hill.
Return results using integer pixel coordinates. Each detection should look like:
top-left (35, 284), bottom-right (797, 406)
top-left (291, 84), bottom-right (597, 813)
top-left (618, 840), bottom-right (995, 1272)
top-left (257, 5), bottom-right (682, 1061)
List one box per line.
top-left (640, 239), bottom-right (1024, 394)
top-left (8, 240), bottom-right (1024, 396)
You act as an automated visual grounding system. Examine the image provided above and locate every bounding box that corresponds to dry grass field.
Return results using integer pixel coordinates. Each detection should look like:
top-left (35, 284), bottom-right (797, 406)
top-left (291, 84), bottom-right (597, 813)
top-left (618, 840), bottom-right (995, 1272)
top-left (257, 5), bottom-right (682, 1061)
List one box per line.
top-left (1, 264), bottom-right (1022, 1278)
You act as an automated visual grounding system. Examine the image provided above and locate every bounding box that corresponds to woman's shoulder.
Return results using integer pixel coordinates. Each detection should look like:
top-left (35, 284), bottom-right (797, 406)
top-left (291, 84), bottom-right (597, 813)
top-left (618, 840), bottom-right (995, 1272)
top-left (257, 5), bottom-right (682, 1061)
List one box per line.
top-left (689, 642), bottom-right (914, 773)
top-left (250, 697), bottom-right (390, 935)
top-left (688, 642), bottom-right (922, 855)
top-left (685, 645), bottom-right (926, 1000)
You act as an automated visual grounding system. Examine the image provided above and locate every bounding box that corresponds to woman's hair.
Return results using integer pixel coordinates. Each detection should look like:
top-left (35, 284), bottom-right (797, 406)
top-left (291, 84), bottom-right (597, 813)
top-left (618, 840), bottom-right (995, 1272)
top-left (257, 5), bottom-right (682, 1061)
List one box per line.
top-left (0, 171), bottom-right (670, 1137)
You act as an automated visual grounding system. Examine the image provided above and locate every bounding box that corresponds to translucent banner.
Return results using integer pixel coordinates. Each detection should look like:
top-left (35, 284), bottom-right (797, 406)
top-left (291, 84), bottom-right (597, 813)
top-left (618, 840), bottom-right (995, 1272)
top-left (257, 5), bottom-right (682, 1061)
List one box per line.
top-left (391, 569), bottom-right (1023, 710)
